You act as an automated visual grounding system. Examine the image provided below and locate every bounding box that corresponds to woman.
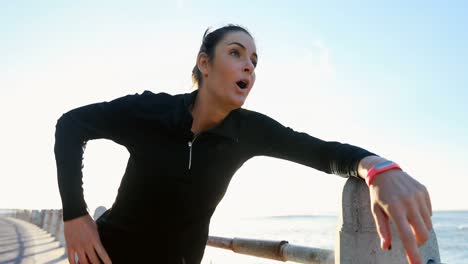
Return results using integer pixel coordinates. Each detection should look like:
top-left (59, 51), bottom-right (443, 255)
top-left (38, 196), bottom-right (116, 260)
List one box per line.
top-left (55, 25), bottom-right (432, 264)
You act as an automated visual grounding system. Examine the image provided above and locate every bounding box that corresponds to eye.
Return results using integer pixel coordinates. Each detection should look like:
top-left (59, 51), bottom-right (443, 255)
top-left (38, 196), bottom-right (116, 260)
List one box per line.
top-left (251, 59), bottom-right (258, 67)
top-left (230, 50), bottom-right (240, 57)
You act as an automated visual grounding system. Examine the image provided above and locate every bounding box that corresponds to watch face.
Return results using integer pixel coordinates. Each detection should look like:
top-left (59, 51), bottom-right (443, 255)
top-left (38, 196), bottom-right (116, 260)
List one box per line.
top-left (375, 161), bottom-right (394, 169)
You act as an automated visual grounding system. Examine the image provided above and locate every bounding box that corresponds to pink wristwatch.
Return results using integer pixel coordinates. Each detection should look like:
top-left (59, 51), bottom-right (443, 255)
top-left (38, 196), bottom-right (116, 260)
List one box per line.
top-left (366, 160), bottom-right (401, 186)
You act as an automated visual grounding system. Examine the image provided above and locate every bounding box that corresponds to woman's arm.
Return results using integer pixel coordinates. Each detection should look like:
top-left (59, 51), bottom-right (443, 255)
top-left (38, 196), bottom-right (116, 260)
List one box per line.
top-left (358, 156), bottom-right (432, 264)
top-left (55, 93), bottom-right (143, 264)
top-left (243, 110), bottom-right (376, 177)
top-left (244, 111), bottom-right (431, 264)
top-left (55, 94), bottom-right (138, 220)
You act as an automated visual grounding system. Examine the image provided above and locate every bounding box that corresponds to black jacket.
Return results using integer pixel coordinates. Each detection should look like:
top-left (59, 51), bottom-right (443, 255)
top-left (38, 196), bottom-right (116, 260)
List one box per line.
top-left (54, 90), bottom-right (375, 263)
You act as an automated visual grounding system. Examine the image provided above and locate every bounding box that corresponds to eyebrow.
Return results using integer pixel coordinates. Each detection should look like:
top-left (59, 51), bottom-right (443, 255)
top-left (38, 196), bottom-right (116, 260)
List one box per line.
top-left (228, 42), bottom-right (258, 60)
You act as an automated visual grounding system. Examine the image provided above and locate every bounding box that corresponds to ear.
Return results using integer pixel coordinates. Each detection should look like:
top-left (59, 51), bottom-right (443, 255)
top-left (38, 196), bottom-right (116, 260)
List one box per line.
top-left (196, 52), bottom-right (210, 76)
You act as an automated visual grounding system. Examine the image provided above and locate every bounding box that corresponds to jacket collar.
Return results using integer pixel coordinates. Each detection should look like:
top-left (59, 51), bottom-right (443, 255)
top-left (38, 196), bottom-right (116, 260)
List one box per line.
top-left (180, 90), bottom-right (239, 142)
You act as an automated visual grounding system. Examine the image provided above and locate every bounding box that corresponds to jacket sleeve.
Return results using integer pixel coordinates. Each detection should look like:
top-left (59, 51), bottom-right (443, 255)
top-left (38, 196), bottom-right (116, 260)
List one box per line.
top-left (54, 93), bottom-right (139, 221)
top-left (244, 111), bottom-right (377, 178)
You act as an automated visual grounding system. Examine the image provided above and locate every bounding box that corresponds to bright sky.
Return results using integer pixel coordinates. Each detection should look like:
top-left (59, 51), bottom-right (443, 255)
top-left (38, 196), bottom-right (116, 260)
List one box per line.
top-left (1, 1), bottom-right (467, 219)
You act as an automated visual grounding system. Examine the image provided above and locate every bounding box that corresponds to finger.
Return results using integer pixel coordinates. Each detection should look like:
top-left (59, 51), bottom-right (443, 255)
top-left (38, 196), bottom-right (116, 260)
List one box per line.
top-left (67, 248), bottom-right (77, 264)
top-left (392, 215), bottom-right (421, 264)
top-left (408, 210), bottom-right (430, 247)
top-left (372, 204), bottom-right (392, 249)
top-left (86, 246), bottom-right (102, 264)
top-left (94, 242), bottom-right (112, 264)
top-left (425, 190), bottom-right (433, 216)
top-left (418, 195), bottom-right (433, 231)
top-left (77, 251), bottom-right (89, 264)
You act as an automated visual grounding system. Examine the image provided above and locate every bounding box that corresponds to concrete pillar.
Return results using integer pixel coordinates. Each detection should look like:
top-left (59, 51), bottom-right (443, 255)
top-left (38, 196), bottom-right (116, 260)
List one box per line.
top-left (31, 210), bottom-right (44, 227)
top-left (43, 210), bottom-right (54, 232)
top-left (15, 209), bottom-right (31, 222)
top-left (41, 210), bottom-right (48, 229)
top-left (93, 206), bottom-right (107, 220)
top-left (336, 177), bottom-right (441, 264)
top-left (49, 210), bottom-right (59, 234)
top-left (38, 209), bottom-right (46, 228)
top-left (55, 210), bottom-right (66, 246)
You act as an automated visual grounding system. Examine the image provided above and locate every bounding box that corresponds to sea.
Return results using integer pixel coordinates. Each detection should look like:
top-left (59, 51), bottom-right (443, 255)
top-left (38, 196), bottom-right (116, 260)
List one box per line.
top-left (202, 211), bottom-right (468, 264)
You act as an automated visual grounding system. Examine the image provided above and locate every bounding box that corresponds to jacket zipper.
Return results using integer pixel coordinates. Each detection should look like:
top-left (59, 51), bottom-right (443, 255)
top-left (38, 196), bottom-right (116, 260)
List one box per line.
top-left (188, 134), bottom-right (200, 170)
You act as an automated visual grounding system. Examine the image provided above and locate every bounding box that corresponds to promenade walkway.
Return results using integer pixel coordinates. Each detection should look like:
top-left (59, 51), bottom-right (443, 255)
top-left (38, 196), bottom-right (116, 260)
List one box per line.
top-left (0, 217), bottom-right (67, 264)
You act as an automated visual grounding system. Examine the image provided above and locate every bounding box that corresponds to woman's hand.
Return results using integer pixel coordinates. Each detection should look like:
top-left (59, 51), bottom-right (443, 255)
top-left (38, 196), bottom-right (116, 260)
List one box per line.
top-left (358, 156), bottom-right (432, 264)
top-left (64, 214), bottom-right (112, 264)
top-left (369, 169), bottom-right (432, 264)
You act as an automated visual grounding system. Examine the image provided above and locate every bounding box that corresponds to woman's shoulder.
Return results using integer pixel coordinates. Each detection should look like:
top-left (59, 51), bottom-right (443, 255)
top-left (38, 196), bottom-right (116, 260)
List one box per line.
top-left (118, 90), bottom-right (181, 108)
top-left (100, 90), bottom-right (186, 121)
top-left (233, 108), bottom-right (285, 133)
top-left (133, 90), bottom-right (175, 102)
top-left (236, 107), bottom-right (275, 123)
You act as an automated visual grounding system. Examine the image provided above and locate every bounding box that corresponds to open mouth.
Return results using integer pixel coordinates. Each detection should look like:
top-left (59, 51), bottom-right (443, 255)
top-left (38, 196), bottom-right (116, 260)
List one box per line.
top-left (236, 79), bottom-right (249, 90)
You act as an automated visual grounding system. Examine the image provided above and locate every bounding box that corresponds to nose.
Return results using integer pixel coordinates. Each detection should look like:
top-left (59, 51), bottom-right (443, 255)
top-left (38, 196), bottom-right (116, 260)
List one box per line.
top-left (243, 60), bottom-right (255, 74)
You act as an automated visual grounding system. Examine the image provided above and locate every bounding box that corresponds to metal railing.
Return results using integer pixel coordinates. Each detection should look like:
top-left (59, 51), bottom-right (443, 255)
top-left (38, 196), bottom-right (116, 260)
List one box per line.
top-left (208, 236), bottom-right (334, 264)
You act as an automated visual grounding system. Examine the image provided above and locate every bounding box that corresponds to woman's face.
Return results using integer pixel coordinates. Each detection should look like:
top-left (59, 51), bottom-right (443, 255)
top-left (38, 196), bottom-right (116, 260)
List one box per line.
top-left (201, 31), bottom-right (258, 110)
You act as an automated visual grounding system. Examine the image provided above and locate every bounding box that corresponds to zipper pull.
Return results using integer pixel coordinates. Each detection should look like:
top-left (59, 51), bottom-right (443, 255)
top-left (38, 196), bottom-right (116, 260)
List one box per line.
top-left (187, 134), bottom-right (199, 170)
top-left (188, 141), bottom-right (193, 170)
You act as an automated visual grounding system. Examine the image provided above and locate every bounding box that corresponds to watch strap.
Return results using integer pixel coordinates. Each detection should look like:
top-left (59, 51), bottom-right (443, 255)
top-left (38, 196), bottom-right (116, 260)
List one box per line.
top-left (366, 160), bottom-right (401, 186)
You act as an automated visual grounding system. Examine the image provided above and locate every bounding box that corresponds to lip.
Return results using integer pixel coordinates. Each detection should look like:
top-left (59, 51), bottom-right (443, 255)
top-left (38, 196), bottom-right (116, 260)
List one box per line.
top-left (236, 78), bottom-right (251, 90)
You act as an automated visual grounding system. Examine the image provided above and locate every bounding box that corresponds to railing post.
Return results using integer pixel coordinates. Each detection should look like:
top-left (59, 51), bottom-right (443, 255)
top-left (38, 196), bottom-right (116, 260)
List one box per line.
top-left (49, 210), bottom-right (59, 234)
top-left (31, 210), bottom-right (42, 226)
top-left (14, 209), bottom-right (31, 222)
top-left (39, 209), bottom-right (46, 228)
top-left (93, 206), bottom-right (107, 220)
top-left (43, 210), bottom-right (53, 232)
top-left (55, 210), bottom-right (66, 246)
top-left (336, 177), bottom-right (441, 264)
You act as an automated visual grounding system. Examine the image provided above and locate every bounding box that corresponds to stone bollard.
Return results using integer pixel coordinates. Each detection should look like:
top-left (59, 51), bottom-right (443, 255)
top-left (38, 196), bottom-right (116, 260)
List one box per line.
top-left (15, 209), bottom-right (31, 222)
top-left (93, 206), bottom-right (107, 220)
top-left (41, 210), bottom-right (48, 229)
top-left (336, 177), bottom-right (441, 264)
top-left (39, 209), bottom-right (47, 228)
top-left (31, 210), bottom-right (44, 227)
top-left (49, 210), bottom-right (59, 234)
top-left (43, 210), bottom-right (54, 232)
top-left (55, 210), bottom-right (66, 246)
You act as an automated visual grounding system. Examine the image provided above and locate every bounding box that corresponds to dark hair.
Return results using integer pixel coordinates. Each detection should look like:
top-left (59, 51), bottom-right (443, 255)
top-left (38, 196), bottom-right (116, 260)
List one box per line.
top-left (192, 24), bottom-right (253, 88)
